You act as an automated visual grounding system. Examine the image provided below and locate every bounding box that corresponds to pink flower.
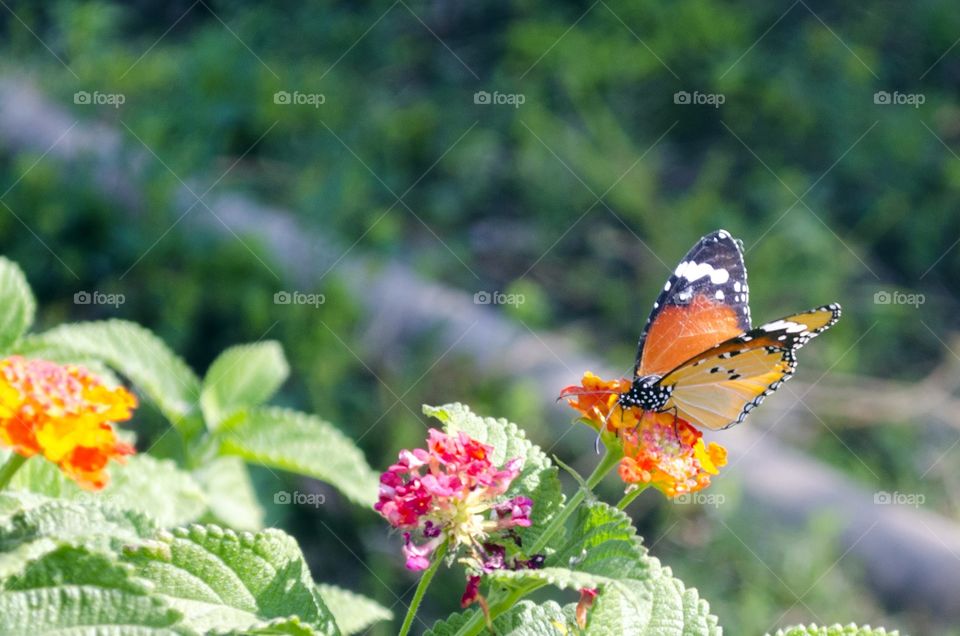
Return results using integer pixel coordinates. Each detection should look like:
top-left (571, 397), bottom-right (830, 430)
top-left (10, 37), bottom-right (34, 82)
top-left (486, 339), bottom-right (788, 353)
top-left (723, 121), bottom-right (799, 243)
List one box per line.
top-left (375, 429), bottom-right (536, 572)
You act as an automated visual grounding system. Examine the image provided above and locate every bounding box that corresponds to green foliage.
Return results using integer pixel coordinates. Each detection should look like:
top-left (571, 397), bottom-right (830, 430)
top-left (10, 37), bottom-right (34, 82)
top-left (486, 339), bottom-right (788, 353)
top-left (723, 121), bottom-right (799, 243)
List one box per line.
top-left (19, 320), bottom-right (202, 429)
top-left (426, 600), bottom-right (575, 636)
top-left (11, 453), bottom-right (207, 528)
top-left (0, 492), bottom-right (344, 635)
top-left (770, 625), bottom-right (900, 636)
top-left (0, 256), bottom-right (35, 350)
top-left (317, 583), bottom-right (393, 635)
top-left (124, 524), bottom-right (340, 635)
top-left (218, 407), bottom-right (378, 506)
top-left (201, 341), bottom-right (290, 430)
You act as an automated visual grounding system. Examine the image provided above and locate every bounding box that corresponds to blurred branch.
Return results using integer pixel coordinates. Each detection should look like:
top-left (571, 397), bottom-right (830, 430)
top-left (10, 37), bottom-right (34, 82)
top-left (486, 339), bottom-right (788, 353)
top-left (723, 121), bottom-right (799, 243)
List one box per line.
top-left (2, 75), bottom-right (959, 624)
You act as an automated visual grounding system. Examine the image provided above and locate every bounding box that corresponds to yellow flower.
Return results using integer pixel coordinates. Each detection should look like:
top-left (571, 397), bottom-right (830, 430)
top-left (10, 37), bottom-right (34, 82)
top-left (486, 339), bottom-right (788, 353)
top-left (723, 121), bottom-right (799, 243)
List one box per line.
top-left (0, 356), bottom-right (137, 489)
top-left (562, 372), bottom-right (728, 498)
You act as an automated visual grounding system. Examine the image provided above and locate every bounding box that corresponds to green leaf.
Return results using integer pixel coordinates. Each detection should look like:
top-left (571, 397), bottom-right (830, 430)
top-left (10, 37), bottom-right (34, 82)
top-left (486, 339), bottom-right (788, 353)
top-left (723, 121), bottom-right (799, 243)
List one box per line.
top-left (0, 257), bottom-right (36, 350)
top-left (0, 492), bottom-right (157, 579)
top-left (486, 503), bottom-right (719, 636)
top-left (124, 524), bottom-right (340, 635)
top-left (201, 341), bottom-right (290, 429)
top-left (218, 407), bottom-right (378, 506)
top-left (770, 625), bottom-right (900, 636)
top-left (9, 454), bottom-right (208, 528)
top-left (317, 583), bottom-right (393, 635)
top-left (427, 601), bottom-right (575, 636)
top-left (0, 546), bottom-right (191, 634)
top-left (18, 320), bottom-right (201, 428)
top-left (193, 456), bottom-right (265, 530)
top-left (424, 403), bottom-right (563, 548)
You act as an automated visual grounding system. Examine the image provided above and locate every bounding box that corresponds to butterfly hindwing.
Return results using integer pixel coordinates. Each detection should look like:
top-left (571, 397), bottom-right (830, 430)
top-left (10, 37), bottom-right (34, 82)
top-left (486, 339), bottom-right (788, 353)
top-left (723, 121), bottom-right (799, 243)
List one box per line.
top-left (657, 304), bottom-right (841, 430)
top-left (635, 230), bottom-right (751, 378)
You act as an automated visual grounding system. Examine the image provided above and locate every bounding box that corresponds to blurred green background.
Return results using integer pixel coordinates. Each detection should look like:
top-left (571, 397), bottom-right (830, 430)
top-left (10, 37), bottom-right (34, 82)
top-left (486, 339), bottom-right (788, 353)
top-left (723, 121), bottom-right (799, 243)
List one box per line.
top-left (2, 1), bottom-right (959, 633)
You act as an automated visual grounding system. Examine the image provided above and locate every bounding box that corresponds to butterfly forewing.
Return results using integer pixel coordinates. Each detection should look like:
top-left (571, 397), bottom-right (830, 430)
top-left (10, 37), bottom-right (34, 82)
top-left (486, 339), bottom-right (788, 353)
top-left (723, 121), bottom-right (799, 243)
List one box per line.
top-left (657, 304), bottom-right (841, 430)
top-left (635, 230), bottom-right (751, 377)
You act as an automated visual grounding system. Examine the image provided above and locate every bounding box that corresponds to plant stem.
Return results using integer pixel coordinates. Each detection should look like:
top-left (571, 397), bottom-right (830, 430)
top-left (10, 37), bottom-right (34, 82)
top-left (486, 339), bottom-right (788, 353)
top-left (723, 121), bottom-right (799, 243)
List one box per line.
top-left (0, 453), bottom-right (27, 491)
top-left (399, 540), bottom-right (448, 636)
top-left (616, 484), bottom-right (649, 510)
top-left (528, 445), bottom-right (621, 555)
top-left (455, 448), bottom-right (622, 636)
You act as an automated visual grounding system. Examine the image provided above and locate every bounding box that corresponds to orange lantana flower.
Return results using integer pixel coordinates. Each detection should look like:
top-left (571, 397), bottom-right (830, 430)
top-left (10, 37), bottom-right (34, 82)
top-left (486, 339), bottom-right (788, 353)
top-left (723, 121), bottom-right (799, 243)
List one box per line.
top-left (561, 372), bottom-right (727, 498)
top-left (0, 356), bottom-right (137, 489)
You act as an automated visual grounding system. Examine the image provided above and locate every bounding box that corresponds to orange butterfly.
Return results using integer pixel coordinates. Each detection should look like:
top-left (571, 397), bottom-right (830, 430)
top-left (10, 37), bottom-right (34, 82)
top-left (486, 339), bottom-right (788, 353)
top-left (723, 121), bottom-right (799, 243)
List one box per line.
top-left (618, 230), bottom-right (840, 430)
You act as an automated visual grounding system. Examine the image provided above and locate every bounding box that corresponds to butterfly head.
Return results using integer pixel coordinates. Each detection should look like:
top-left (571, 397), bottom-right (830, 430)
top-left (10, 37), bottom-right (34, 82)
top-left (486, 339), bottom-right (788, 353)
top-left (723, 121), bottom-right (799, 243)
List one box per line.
top-left (618, 374), bottom-right (672, 412)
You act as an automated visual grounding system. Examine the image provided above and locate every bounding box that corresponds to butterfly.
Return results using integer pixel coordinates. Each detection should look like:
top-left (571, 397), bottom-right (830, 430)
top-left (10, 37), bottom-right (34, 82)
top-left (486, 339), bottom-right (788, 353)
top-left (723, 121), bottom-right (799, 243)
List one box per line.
top-left (616, 229), bottom-right (840, 430)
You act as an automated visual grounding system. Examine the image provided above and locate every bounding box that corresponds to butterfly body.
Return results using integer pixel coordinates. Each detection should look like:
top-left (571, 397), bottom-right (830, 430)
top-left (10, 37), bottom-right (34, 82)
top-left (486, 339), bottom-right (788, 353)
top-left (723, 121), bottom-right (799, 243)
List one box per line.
top-left (620, 230), bottom-right (840, 431)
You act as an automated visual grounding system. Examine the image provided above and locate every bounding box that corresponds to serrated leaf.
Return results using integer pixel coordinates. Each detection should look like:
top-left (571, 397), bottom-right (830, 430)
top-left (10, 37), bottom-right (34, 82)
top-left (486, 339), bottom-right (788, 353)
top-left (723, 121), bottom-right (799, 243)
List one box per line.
top-left (201, 341), bottom-right (289, 429)
top-left (426, 600), bottom-right (574, 636)
top-left (18, 320), bottom-right (201, 428)
top-left (317, 583), bottom-right (393, 635)
top-left (424, 403), bottom-right (563, 547)
top-left (10, 453), bottom-right (208, 528)
top-left (487, 503), bottom-right (719, 636)
top-left (217, 407), bottom-right (378, 506)
top-left (193, 456), bottom-right (265, 530)
top-left (0, 257), bottom-right (36, 350)
top-left (770, 625), bottom-right (900, 636)
top-left (0, 546), bottom-right (191, 634)
top-left (0, 491), bottom-right (158, 579)
top-left (124, 524), bottom-right (340, 635)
